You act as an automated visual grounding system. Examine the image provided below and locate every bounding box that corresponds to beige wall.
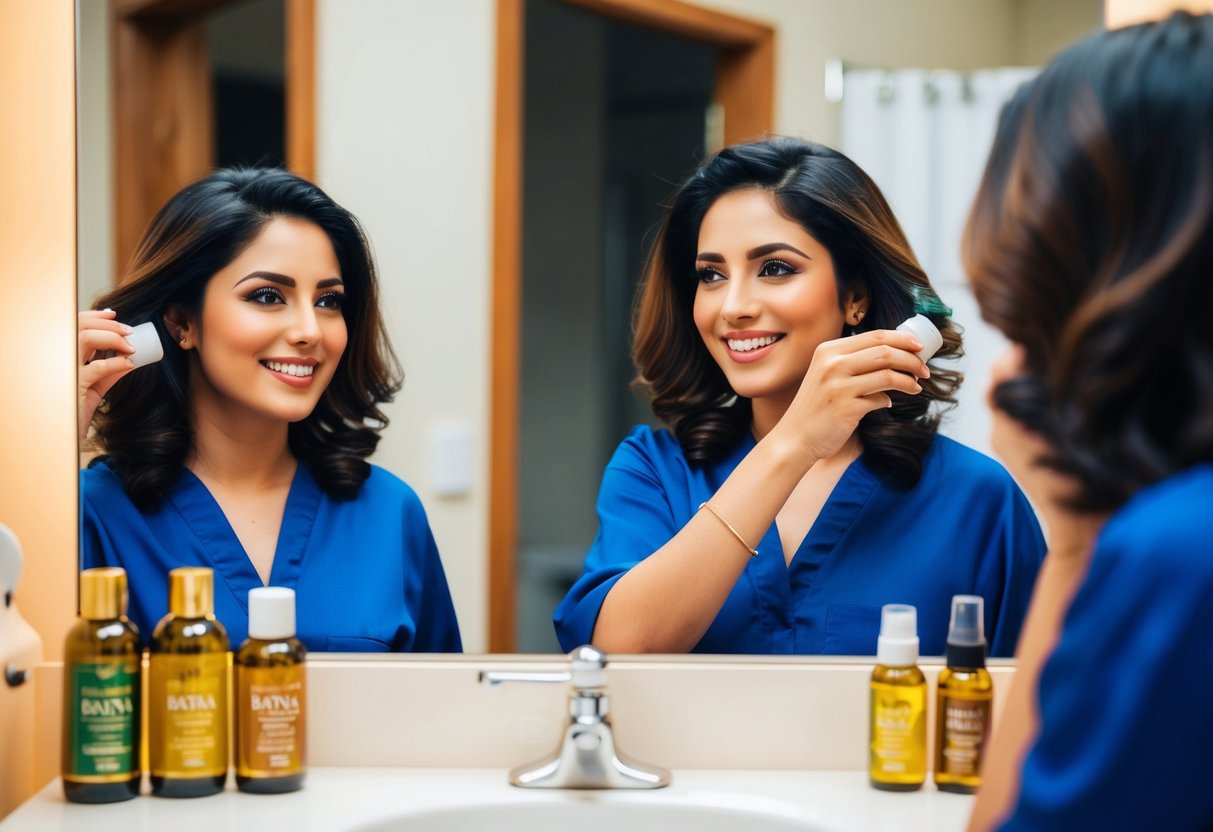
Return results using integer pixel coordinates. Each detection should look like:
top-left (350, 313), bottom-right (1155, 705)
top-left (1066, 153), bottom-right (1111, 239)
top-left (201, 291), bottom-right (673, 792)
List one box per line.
top-left (1107, 0), bottom-right (1213, 25)
top-left (0, 1), bottom-right (77, 661)
top-left (0, 0), bottom-right (77, 816)
top-left (316, 0), bottom-right (497, 651)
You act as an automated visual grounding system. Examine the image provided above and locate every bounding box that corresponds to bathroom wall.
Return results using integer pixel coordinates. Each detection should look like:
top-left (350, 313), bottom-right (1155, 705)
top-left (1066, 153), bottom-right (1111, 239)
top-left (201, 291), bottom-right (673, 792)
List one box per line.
top-left (0, 0), bottom-right (76, 818)
top-left (0, 0), bottom-right (77, 662)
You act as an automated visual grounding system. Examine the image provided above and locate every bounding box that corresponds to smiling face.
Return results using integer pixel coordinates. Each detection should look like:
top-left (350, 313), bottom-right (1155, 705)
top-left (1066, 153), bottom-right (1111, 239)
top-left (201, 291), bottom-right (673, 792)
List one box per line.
top-left (692, 188), bottom-right (862, 406)
top-left (175, 216), bottom-right (348, 430)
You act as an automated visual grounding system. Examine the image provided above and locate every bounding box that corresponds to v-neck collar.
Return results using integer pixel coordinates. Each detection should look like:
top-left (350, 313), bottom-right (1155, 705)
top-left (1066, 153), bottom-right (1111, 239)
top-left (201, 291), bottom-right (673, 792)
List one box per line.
top-left (729, 433), bottom-right (882, 573)
top-left (166, 464), bottom-right (322, 614)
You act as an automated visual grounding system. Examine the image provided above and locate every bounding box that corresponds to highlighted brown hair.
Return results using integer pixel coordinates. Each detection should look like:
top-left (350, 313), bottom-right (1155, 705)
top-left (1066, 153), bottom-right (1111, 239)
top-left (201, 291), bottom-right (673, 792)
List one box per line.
top-left (964, 12), bottom-right (1213, 511)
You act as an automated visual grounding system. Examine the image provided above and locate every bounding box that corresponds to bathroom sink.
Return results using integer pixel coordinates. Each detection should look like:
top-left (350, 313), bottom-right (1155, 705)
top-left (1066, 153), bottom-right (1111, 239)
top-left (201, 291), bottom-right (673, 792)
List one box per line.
top-left (350, 795), bottom-right (832, 832)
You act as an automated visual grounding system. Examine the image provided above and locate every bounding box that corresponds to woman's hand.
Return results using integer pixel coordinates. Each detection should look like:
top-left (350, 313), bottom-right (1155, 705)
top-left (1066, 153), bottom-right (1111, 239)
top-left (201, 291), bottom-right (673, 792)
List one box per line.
top-left (79, 309), bottom-right (135, 441)
top-left (773, 329), bottom-right (930, 461)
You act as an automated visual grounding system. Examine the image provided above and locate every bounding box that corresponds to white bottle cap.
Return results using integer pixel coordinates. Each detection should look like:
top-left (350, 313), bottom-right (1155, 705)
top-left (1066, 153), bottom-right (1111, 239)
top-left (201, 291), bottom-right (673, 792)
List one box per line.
top-left (124, 321), bottom-right (165, 369)
top-left (896, 314), bottom-right (943, 363)
top-left (876, 603), bottom-right (919, 667)
top-left (248, 586), bottom-right (296, 640)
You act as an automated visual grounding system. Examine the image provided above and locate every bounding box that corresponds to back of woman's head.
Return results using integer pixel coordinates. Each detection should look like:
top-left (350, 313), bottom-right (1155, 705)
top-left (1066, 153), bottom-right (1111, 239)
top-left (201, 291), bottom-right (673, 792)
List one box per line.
top-left (635, 136), bottom-right (960, 488)
top-left (92, 167), bottom-right (401, 507)
top-left (965, 12), bottom-right (1213, 512)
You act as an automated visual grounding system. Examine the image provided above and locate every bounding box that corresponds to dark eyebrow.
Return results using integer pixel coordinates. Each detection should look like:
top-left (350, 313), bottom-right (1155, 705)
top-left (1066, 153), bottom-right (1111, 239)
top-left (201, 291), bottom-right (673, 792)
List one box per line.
top-left (695, 244), bottom-right (810, 263)
top-left (746, 242), bottom-right (809, 260)
top-left (233, 271), bottom-right (344, 290)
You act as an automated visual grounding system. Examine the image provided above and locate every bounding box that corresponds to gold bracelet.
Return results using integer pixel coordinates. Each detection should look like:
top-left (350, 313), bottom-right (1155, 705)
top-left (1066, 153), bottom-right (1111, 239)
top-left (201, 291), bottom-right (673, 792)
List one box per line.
top-left (698, 501), bottom-right (760, 558)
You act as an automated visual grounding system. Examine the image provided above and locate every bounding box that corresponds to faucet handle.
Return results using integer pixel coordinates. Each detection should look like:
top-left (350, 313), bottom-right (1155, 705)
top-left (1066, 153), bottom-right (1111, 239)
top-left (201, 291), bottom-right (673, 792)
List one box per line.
top-left (566, 645), bottom-right (606, 690)
top-left (479, 645), bottom-right (606, 690)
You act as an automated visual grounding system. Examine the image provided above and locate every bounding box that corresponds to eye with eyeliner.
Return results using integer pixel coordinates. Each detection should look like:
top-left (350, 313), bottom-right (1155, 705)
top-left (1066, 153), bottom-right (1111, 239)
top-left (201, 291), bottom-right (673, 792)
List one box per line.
top-left (758, 258), bottom-right (797, 278)
top-left (316, 290), bottom-right (346, 310)
top-left (696, 265), bottom-right (727, 284)
top-left (244, 285), bottom-right (285, 305)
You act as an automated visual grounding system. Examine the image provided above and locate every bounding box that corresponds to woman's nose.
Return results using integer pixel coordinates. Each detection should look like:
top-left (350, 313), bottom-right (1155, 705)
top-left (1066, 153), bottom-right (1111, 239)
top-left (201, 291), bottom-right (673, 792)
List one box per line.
top-left (721, 278), bottom-right (760, 322)
top-left (287, 306), bottom-right (322, 346)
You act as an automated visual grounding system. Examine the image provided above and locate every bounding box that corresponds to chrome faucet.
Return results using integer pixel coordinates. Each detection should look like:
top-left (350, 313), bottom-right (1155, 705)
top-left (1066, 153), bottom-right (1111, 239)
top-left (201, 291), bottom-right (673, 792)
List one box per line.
top-left (479, 645), bottom-right (671, 789)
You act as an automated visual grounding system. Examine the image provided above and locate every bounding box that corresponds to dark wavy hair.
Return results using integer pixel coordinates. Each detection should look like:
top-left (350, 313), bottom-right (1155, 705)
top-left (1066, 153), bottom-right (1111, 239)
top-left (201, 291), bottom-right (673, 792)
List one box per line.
top-left (90, 167), bottom-right (402, 508)
top-left (633, 137), bottom-right (961, 489)
top-left (964, 12), bottom-right (1213, 513)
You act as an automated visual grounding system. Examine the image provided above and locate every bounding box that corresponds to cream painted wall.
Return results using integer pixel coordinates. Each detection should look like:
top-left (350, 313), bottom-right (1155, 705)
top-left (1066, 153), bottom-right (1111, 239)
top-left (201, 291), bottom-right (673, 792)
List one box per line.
top-left (0, 1), bottom-right (77, 663)
top-left (0, 0), bottom-right (77, 816)
top-left (316, 0), bottom-right (496, 652)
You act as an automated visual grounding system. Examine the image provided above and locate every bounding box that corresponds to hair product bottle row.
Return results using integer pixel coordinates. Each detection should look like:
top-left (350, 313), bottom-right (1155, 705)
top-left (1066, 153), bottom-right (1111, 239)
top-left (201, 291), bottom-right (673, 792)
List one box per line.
top-left (63, 567), bottom-right (306, 803)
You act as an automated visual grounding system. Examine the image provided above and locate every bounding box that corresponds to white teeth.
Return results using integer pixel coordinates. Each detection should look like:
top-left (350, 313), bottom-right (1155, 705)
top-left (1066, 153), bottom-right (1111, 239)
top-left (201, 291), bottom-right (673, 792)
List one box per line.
top-left (264, 360), bottom-right (315, 377)
top-left (727, 335), bottom-right (779, 352)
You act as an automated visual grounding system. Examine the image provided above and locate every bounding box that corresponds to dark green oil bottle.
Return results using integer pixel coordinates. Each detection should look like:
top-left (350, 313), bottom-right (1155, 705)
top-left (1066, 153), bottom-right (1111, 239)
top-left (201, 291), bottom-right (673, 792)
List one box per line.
top-left (63, 567), bottom-right (142, 803)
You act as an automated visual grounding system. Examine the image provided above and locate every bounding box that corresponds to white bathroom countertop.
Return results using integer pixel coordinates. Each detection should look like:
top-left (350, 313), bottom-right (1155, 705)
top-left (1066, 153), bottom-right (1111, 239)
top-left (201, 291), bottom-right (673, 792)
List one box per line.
top-left (0, 767), bottom-right (973, 832)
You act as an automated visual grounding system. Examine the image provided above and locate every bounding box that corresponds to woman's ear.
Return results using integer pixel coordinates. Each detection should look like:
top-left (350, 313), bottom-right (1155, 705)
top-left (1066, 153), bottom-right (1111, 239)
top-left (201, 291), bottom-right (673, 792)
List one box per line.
top-left (844, 286), bottom-right (870, 326)
top-left (163, 307), bottom-right (195, 350)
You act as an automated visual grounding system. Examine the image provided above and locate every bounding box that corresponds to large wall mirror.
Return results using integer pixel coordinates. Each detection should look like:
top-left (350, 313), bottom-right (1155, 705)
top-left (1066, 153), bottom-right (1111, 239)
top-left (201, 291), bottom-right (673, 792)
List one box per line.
top-left (77, 0), bottom-right (1103, 655)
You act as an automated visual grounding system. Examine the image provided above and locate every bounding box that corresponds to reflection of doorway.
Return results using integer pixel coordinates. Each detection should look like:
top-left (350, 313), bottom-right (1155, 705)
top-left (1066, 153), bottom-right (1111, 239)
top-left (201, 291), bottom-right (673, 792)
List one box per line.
top-left (110, 0), bottom-right (314, 278)
top-left (492, 0), bottom-right (775, 652)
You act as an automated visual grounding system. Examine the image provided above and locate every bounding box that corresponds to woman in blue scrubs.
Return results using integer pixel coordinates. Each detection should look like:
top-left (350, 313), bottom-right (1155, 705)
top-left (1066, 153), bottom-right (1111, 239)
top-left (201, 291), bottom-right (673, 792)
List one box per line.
top-left (554, 137), bottom-right (1045, 656)
top-left (965, 13), bottom-right (1213, 830)
top-left (78, 168), bottom-right (461, 652)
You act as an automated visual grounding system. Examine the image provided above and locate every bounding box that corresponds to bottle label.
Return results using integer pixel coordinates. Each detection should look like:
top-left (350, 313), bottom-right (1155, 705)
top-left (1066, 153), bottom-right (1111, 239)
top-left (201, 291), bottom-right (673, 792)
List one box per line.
top-left (940, 696), bottom-right (991, 776)
top-left (236, 664), bottom-right (305, 778)
top-left (66, 661), bottom-right (139, 781)
top-left (149, 652), bottom-right (229, 777)
top-left (870, 682), bottom-right (927, 780)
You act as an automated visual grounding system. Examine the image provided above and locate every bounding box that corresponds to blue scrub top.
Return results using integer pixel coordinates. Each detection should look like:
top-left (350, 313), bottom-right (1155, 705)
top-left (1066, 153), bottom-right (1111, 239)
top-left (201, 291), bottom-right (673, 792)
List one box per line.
top-left (554, 426), bottom-right (1044, 656)
top-left (1002, 464), bottom-right (1213, 830)
top-left (81, 460), bottom-right (462, 653)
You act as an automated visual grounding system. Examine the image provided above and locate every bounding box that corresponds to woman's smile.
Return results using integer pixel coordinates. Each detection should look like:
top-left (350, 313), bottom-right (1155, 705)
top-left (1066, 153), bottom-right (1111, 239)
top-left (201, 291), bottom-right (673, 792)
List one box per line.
top-left (261, 358), bottom-right (320, 387)
top-left (723, 330), bottom-right (785, 363)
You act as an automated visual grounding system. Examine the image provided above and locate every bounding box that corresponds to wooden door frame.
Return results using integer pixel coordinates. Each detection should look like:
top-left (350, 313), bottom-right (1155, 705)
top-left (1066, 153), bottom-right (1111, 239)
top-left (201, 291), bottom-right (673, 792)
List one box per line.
top-left (111, 0), bottom-right (315, 278)
top-left (489, 0), bottom-right (776, 652)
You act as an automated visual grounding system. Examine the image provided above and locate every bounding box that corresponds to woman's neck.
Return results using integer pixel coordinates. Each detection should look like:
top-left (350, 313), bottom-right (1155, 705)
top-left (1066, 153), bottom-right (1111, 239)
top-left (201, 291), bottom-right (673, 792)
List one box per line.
top-left (187, 396), bottom-right (297, 491)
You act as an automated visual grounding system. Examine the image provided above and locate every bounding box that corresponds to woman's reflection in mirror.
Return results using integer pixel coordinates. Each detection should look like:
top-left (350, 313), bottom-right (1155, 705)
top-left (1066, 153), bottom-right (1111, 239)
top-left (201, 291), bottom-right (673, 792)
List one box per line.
top-left (554, 137), bottom-right (1045, 655)
top-left (78, 167), bottom-right (461, 653)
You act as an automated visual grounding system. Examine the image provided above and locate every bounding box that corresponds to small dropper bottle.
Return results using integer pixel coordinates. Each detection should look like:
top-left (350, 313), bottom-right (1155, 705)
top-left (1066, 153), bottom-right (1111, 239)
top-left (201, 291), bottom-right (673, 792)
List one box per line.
top-left (869, 604), bottom-right (927, 791)
top-left (934, 594), bottom-right (993, 794)
top-left (235, 587), bottom-right (307, 794)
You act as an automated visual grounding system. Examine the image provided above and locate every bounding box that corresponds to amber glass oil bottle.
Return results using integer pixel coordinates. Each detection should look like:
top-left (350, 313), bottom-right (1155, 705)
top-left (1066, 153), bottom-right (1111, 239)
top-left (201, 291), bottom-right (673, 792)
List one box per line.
top-left (235, 586), bottom-right (306, 793)
top-left (869, 603), bottom-right (927, 791)
top-left (62, 567), bottom-right (142, 803)
top-left (935, 595), bottom-right (993, 794)
top-left (149, 566), bottom-right (230, 797)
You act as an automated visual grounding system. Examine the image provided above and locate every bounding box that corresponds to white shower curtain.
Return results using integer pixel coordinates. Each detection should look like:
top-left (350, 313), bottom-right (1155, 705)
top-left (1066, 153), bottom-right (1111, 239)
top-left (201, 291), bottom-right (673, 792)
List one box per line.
top-left (840, 66), bottom-right (1037, 458)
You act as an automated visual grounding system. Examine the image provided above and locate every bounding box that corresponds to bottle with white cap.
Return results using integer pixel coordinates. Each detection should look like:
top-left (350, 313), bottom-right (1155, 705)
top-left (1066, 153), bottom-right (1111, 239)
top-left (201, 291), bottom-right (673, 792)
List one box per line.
top-left (869, 603), bottom-right (927, 791)
top-left (234, 587), bottom-right (306, 794)
top-left (934, 594), bottom-right (993, 794)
